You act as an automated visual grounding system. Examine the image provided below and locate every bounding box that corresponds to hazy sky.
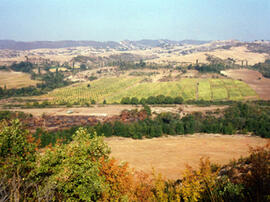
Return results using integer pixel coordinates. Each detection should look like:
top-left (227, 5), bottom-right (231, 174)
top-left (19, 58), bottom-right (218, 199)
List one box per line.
top-left (0, 0), bottom-right (269, 41)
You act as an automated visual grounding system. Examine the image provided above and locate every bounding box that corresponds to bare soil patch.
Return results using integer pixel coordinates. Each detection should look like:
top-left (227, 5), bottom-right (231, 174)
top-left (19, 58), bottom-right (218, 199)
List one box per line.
top-left (222, 69), bottom-right (270, 100)
top-left (106, 134), bottom-right (269, 180)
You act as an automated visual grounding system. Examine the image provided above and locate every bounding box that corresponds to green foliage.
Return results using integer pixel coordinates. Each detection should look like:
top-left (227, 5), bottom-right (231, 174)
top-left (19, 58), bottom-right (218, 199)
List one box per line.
top-left (32, 128), bottom-right (110, 201)
top-left (215, 176), bottom-right (244, 202)
top-left (10, 62), bottom-right (33, 73)
top-left (121, 97), bottom-right (130, 104)
top-left (0, 119), bottom-right (269, 201)
top-left (88, 75), bottom-right (98, 81)
top-left (110, 60), bottom-right (170, 70)
top-left (195, 63), bottom-right (228, 73)
top-left (174, 96), bottom-right (184, 104)
top-left (121, 95), bottom-right (184, 105)
top-left (0, 119), bottom-right (37, 201)
top-left (252, 59), bottom-right (270, 78)
top-left (130, 97), bottom-right (139, 105)
top-left (80, 63), bottom-right (87, 70)
top-left (0, 119), bottom-right (36, 175)
top-left (143, 104), bottom-right (151, 116)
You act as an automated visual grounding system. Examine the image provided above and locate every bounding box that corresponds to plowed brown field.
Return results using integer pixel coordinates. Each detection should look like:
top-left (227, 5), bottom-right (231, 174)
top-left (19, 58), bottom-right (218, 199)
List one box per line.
top-left (222, 69), bottom-right (270, 100)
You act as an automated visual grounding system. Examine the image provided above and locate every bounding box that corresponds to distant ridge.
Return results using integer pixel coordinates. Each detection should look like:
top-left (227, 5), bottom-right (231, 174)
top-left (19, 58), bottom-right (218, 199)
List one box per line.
top-left (0, 40), bottom-right (120, 50)
top-left (0, 39), bottom-right (210, 50)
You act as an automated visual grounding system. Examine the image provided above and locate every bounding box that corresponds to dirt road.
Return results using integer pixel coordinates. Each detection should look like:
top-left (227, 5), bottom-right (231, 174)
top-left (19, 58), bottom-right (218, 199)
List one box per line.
top-left (3, 105), bottom-right (227, 117)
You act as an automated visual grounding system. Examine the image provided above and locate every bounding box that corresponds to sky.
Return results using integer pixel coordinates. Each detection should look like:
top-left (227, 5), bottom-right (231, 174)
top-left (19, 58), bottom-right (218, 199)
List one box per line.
top-left (0, 0), bottom-right (269, 42)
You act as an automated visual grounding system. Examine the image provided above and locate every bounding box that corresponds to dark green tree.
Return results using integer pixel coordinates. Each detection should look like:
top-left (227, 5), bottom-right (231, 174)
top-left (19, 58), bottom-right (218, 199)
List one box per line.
top-left (121, 97), bottom-right (130, 104)
top-left (174, 96), bottom-right (184, 104)
top-left (131, 97), bottom-right (139, 105)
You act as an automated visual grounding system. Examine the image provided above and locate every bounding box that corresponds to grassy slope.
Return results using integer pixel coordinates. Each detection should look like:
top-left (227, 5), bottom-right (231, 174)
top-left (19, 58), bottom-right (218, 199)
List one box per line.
top-left (44, 76), bottom-right (258, 104)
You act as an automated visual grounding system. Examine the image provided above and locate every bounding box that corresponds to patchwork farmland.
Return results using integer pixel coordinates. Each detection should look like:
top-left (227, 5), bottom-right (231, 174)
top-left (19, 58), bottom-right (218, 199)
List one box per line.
top-left (44, 76), bottom-right (258, 104)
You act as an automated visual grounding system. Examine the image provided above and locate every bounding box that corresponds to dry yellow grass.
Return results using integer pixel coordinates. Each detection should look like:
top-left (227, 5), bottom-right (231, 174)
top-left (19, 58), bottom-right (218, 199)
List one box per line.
top-left (0, 70), bottom-right (39, 89)
top-left (148, 46), bottom-right (267, 65)
top-left (106, 134), bottom-right (269, 179)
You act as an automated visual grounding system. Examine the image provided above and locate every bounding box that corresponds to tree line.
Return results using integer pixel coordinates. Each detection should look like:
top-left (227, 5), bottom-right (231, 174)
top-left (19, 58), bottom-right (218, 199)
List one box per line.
top-left (32, 102), bottom-right (270, 148)
top-left (121, 95), bottom-right (184, 105)
top-left (252, 59), bottom-right (270, 78)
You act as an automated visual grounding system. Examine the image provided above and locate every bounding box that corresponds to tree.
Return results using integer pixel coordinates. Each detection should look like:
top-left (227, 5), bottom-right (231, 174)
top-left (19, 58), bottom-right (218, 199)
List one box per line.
top-left (146, 96), bottom-right (157, 104)
top-left (224, 123), bottom-right (234, 134)
top-left (183, 115), bottom-right (196, 134)
top-left (113, 121), bottom-right (128, 137)
top-left (99, 157), bottom-right (134, 201)
top-left (32, 128), bottom-right (111, 201)
top-left (0, 119), bottom-right (37, 201)
top-left (131, 97), bottom-right (139, 105)
top-left (180, 158), bottom-right (220, 202)
top-left (143, 104), bottom-right (151, 116)
top-left (175, 121), bottom-right (184, 134)
top-left (140, 98), bottom-right (146, 105)
top-left (0, 87), bottom-right (3, 97)
top-left (139, 59), bottom-right (146, 67)
top-left (121, 97), bottom-right (130, 104)
top-left (174, 96), bottom-right (183, 104)
top-left (80, 64), bottom-right (87, 70)
top-left (156, 95), bottom-right (165, 104)
top-left (164, 96), bottom-right (174, 104)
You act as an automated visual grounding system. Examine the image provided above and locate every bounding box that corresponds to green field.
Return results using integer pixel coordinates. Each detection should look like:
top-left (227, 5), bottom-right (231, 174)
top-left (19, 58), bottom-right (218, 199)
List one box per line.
top-left (45, 76), bottom-right (258, 104)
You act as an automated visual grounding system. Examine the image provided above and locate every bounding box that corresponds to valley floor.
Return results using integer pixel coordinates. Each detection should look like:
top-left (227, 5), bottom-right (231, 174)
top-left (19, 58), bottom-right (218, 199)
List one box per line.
top-left (106, 134), bottom-right (268, 179)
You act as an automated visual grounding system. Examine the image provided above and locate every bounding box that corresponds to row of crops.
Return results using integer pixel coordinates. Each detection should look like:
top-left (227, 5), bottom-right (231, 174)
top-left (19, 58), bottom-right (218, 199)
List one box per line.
top-left (44, 76), bottom-right (258, 104)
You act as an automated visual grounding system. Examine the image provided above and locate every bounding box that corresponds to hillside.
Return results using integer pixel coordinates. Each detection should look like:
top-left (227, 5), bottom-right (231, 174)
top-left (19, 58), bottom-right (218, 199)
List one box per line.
top-left (0, 39), bottom-right (269, 67)
top-left (0, 39), bottom-right (209, 50)
top-left (43, 76), bottom-right (257, 104)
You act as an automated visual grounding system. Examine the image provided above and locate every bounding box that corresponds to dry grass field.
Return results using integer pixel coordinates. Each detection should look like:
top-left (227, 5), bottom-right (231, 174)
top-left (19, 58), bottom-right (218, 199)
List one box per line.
top-left (106, 134), bottom-right (269, 180)
top-left (148, 46), bottom-right (268, 65)
top-left (0, 70), bottom-right (39, 89)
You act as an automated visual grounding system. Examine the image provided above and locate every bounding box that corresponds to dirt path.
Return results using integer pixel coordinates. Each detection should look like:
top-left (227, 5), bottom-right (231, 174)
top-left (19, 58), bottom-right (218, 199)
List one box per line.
top-left (4, 105), bottom-right (140, 117)
top-left (106, 134), bottom-right (269, 180)
top-left (2, 105), bottom-right (228, 117)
